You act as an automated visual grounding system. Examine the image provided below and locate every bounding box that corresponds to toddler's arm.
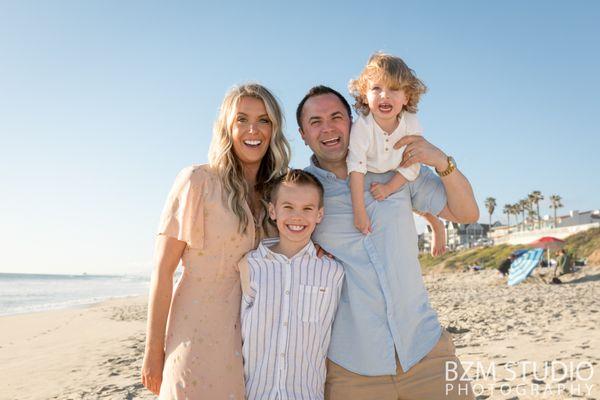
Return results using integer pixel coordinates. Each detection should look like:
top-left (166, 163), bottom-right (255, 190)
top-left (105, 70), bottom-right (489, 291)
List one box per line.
top-left (347, 116), bottom-right (372, 234)
top-left (346, 115), bottom-right (370, 175)
top-left (350, 172), bottom-right (371, 234)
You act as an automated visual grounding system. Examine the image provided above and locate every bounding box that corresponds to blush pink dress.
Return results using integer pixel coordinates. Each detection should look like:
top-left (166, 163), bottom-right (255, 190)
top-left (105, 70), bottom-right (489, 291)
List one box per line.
top-left (157, 164), bottom-right (263, 400)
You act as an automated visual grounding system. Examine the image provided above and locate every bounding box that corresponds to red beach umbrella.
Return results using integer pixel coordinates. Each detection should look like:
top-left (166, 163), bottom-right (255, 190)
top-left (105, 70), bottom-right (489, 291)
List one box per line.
top-left (529, 236), bottom-right (565, 250)
top-left (528, 237), bottom-right (566, 266)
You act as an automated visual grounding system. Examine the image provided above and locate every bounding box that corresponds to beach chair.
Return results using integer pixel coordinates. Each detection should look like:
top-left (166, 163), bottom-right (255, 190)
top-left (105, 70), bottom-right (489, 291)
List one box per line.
top-left (507, 248), bottom-right (545, 286)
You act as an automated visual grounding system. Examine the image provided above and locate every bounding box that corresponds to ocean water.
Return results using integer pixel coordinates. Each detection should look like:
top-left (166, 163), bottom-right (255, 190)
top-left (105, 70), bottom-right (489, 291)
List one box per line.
top-left (0, 273), bottom-right (150, 316)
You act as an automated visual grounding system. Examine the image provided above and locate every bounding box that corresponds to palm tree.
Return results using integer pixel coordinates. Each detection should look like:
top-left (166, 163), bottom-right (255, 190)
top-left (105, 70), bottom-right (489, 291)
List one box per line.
top-left (527, 208), bottom-right (537, 228)
top-left (549, 195), bottom-right (563, 227)
top-left (514, 204), bottom-right (522, 229)
top-left (511, 203), bottom-right (521, 230)
top-left (508, 204), bottom-right (516, 228)
top-left (485, 197), bottom-right (497, 228)
top-left (503, 204), bottom-right (512, 229)
top-left (528, 191), bottom-right (544, 229)
top-left (519, 199), bottom-right (529, 229)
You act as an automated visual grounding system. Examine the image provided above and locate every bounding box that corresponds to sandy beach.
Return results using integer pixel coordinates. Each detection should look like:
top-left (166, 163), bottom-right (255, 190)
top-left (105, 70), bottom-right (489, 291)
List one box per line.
top-left (0, 297), bottom-right (153, 400)
top-left (427, 265), bottom-right (600, 399)
top-left (1, 266), bottom-right (598, 400)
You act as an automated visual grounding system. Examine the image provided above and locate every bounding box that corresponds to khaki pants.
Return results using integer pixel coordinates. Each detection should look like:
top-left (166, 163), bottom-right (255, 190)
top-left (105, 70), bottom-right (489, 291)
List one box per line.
top-left (325, 332), bottom-right (474, 400)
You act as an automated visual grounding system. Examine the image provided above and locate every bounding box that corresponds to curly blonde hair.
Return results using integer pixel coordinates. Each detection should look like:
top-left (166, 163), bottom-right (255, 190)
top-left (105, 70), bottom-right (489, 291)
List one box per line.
top-left (208, 83), bottom-right (291, 234)
top-left (348, 52), bottom-right (427, 116)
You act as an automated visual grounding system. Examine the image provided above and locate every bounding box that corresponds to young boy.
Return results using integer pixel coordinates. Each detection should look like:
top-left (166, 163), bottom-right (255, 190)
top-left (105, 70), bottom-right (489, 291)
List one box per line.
top-left (238, 169), bottom-right (345, 400)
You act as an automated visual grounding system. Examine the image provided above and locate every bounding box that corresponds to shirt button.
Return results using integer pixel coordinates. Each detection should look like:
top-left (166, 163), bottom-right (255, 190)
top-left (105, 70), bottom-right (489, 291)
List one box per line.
top-left (283, 321), bottom-right (288, 326)
top-left (281, 352), bottom-right (285, 357)
top-left (385, 147), bottom-right (389, 151)
top-left (285, 290), bottom-right (290, 295)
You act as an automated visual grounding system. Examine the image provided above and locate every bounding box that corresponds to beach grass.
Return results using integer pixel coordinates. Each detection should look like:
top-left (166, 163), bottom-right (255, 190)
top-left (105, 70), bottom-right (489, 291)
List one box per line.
top-left (420, 227), bottom-right (600, 270)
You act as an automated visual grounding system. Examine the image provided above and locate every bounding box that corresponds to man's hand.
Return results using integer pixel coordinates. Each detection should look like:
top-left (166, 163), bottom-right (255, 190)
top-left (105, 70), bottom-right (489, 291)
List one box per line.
top-left (395, 135), bottom-right (448, 171)
top-left (315, 243), bottom-right (334, 259)
top-left (398, 136), bottom-right (480, 223)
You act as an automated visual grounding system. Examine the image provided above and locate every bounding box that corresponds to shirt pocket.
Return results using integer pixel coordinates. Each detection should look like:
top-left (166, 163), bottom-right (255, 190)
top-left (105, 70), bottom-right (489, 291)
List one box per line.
top-left (298, 285), bottom-right (330, 323)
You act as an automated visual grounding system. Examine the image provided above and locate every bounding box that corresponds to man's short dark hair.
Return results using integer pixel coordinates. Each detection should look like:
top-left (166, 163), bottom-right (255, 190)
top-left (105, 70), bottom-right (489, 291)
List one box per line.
top-left (269, 169), bottom-right (324, 207)
top-left (295, 85), bottom-right (352, 130)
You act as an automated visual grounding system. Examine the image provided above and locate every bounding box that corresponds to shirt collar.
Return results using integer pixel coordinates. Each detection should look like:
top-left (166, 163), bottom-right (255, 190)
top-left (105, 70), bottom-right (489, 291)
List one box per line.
top-left (308, 155), bottom-right (341, 183)
top-left (257, 238), bottom-right (317, 262)
top-left (368, 110), bottom-right (406, 136)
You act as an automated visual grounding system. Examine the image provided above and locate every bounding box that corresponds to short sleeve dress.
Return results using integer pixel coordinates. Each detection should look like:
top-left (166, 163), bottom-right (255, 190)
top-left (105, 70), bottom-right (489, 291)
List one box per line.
top-left (157, 164), bottom-right (263, 400)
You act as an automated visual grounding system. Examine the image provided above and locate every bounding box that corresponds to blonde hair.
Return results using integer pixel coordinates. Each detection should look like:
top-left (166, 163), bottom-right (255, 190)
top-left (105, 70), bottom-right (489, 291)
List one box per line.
top-left (348, 52), bottom-right (427, 116)
top-left (269, 169), bottom-right (325, 207)
top-left (208, 83), bottom-right (291, 234)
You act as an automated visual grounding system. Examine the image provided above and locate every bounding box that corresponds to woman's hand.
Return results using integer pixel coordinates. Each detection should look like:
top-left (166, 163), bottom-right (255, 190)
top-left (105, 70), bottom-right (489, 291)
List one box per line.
top-left (141, 236), bottom-right (186, 395)
top-left (141, 347), bottom-right (165, 395)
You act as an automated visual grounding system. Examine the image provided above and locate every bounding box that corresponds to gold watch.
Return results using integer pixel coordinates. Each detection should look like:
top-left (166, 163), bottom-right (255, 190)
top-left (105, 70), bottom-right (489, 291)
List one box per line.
top-left (436, 156), bottom-right (456, 177)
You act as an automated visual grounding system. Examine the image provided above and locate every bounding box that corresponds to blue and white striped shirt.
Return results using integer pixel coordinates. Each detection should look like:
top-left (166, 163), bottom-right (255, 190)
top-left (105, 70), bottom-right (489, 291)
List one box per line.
top-left (238, 240), bottom-right (344, 400)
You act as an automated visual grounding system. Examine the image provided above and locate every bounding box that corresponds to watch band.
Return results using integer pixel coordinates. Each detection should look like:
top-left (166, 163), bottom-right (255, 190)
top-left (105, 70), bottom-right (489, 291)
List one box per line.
top-left (436, 156), bottom-right (456, 177)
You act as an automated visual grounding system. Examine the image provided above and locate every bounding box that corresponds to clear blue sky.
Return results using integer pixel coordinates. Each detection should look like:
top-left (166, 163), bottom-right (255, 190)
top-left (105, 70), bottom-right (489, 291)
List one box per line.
top-left (1, 1), bottom-right (598, 275)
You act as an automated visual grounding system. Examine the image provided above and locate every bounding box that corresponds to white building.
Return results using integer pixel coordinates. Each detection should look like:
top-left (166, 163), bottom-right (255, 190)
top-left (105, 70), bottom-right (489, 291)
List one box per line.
top-left (489, 209), bottom-right (600, 246)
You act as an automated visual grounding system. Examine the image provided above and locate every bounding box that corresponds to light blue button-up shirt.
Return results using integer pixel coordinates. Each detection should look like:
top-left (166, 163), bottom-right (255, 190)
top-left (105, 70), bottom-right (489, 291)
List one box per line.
top-left (306, 159), bottom-right (447, 375)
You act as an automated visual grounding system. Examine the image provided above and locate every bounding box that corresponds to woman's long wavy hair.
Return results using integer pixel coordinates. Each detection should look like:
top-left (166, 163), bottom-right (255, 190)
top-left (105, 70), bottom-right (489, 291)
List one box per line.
top-left (208, 83), bottom-right (291, 234)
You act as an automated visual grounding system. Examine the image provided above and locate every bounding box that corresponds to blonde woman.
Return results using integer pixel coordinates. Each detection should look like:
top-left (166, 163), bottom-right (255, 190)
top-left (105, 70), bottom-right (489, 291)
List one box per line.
top-left (141, 84), bottom-right (290, 399)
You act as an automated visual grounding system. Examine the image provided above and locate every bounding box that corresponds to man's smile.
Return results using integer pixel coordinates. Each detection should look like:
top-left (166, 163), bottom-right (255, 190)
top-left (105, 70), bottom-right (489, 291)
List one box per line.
top-left (321, 137), bottom-right (341, 146)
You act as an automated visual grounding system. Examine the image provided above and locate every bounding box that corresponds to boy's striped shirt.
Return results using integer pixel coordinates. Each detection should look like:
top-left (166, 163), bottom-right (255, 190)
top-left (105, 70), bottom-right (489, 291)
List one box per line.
top-left (239, 239), bottom-right (344, 400)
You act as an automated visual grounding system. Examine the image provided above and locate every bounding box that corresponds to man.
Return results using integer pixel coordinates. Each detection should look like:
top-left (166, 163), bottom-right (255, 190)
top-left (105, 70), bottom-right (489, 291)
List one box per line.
top-left (297, 85), bottom-right (478, 399)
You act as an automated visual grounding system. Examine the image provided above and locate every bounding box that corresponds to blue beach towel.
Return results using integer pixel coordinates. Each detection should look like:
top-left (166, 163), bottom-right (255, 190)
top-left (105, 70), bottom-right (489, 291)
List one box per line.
top-left (507, 248), bottom-right (544, 286)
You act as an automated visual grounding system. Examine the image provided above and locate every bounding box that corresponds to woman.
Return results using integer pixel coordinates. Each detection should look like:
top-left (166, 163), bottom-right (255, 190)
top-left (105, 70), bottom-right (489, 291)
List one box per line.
top-left (141, 84), bottom-right (290, 399)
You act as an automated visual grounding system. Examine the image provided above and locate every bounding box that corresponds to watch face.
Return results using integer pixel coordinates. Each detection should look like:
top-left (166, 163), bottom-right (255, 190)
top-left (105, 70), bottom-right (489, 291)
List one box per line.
top-left (449, 157), bottom-right (456, 168)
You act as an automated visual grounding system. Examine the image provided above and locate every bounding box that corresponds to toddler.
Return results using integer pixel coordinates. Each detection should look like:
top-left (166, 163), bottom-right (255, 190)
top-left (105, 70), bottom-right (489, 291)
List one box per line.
top-left (347, 52), bottom-right (446, 255)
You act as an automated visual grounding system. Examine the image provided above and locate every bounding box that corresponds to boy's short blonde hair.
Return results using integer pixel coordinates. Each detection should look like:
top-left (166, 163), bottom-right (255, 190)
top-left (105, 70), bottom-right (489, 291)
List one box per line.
top-left (268, 169), bottom-right (324, 207)
top-left (348, 52), bottom-right (427, 116)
